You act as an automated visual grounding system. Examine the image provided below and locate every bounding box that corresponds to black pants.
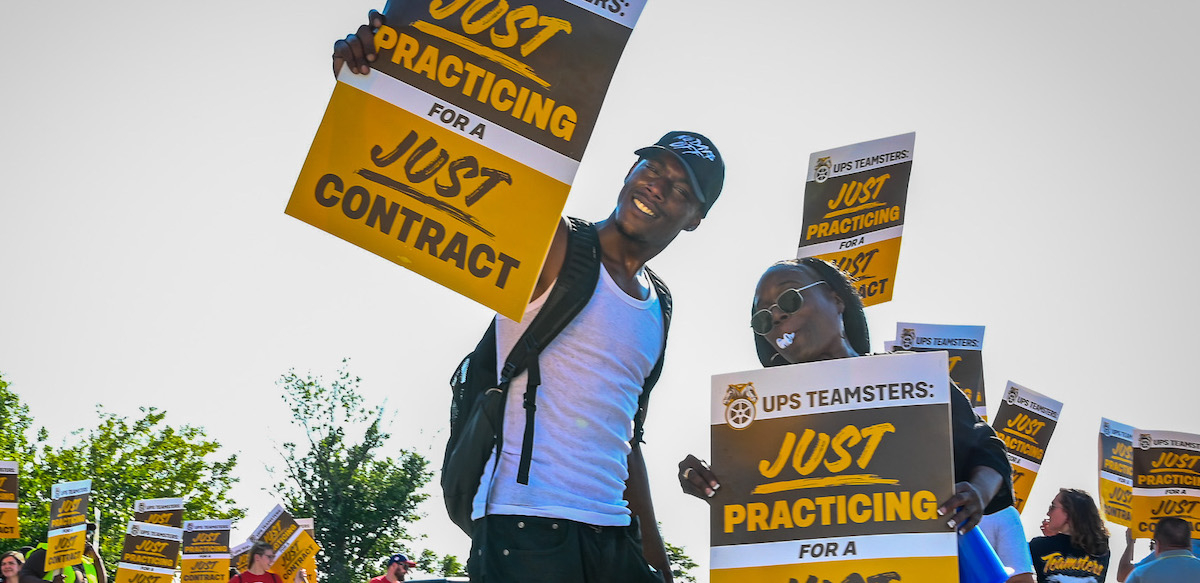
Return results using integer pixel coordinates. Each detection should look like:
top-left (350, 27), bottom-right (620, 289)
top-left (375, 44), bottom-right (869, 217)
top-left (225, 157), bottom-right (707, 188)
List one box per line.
top-left (467, 514), bottom-right (664, 583)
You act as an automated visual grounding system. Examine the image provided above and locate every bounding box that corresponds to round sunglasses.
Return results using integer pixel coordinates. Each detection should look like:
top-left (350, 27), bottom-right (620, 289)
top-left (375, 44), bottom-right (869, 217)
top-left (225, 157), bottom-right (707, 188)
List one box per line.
top-left (751, 281), bottom-right (828, 335)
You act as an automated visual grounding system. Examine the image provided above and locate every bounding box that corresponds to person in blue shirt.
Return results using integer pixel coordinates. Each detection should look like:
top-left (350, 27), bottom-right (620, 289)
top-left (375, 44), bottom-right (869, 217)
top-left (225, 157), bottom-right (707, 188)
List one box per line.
top-left (1124, 517), bottom-right (1200, 583)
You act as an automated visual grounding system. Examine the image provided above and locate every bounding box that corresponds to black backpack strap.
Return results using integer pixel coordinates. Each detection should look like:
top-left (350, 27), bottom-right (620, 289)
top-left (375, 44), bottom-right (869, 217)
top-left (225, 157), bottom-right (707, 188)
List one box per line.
top-left (500, 217), bottom-right (600, 384)
top-left (633, 266), bottom-right (672, 444)
top-left (507, 217), bottom-right (601, 484)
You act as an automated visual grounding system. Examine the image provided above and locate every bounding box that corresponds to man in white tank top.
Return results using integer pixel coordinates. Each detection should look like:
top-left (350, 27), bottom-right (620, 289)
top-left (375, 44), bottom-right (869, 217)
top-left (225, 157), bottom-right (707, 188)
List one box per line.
top-left (467, 131), bottom-right (725, 583)
top-left (333, 15), bottom-right (726, 582)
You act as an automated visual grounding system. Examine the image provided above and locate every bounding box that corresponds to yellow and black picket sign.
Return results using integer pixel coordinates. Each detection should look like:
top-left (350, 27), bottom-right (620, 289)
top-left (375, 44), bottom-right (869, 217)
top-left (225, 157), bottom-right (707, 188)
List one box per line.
top-left (231, 540), bottom-right (252, 574)
top-left (710, 352), bottom-right (958, 582)
top-left (287, 0), bottom-right (647, 321)
top-left (47, 479), bottom-right (91, 570)
top-left (1131, 428), bottom-right (1200, 539)
top-left (893, 322), bottom-right (987, 421)
top-left (797, 133), bottom-right (915, 307)
top-left (180, 519), bottom-right (232, 583)
top-left (0, 461), bottom-right (17, 539)
top-left (271, 530), bottom-right (320, 583)
top-left (113, 521), bottom-right (182, 583)
top-left (133, 497), bottom-right (183, 529)
top-left (293, 518), bottom-right (319, 578)
top-left (991, 382), bottom-right (1062, 513)
top-left (1098, 418), bottom-right (1136, 527)
top-left (251, 505), bottom-right (322, 583)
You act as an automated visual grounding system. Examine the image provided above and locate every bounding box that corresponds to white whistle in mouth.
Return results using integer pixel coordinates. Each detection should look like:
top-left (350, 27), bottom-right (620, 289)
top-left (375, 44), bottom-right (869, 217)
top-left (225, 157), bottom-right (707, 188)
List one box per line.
top-left (776, 332), bottom-right (794, 349)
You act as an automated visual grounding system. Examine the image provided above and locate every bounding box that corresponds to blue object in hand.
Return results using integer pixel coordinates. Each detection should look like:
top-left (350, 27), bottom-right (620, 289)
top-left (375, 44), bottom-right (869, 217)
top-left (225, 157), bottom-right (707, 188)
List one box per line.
top-left (958, 526), bottom-right (1008, 583)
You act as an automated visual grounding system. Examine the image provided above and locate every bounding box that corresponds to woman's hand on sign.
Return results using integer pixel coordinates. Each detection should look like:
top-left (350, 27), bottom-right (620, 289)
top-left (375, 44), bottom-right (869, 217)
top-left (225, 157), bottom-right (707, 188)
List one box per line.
top-left (678, 454), bottom-right (720, 501)
top-left (332, 9), bottom-right (385, 77)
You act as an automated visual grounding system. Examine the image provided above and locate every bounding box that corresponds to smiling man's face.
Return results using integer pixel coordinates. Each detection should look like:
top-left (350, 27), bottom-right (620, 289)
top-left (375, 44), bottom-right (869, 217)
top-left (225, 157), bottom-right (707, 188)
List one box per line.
top-left (612, 153), bottom-right (704, 248)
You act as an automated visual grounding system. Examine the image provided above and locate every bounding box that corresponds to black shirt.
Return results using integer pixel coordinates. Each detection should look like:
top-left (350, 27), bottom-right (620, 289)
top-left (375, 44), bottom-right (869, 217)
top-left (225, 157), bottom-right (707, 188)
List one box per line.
top-left (1029, 533), bottom-right (1110, 583)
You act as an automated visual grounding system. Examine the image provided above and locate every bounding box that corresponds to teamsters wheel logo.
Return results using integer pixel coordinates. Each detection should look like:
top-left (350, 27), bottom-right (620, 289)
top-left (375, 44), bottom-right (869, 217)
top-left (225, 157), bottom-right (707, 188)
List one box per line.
top-left (1006, 387), bottom-right (1019, 405)
top-left (900, 328), bottom-right (916, 350)
top-left (1140, 433), bottom-right (1152, 450)
top-left (814, 157), bottom-right (832, 183)
top-left (723, 383), bottom-right (759, 430)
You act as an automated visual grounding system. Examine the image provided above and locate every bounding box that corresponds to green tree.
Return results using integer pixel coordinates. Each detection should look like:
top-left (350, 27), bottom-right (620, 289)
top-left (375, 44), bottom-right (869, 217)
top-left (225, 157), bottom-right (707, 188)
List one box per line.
top-left (415, 548), bottom-right (466, 578)
top-left (0, 373), bottom-right (243, 568)
top-left (37, 407), bottom-right (244, 568)
top-left (664, 531), bottom-right (698, 583)
top-left (436, 553), bottom-right (467, 577)
top-left (275, 361), bottom-right (431, 583)
top-left (0, 372), bottom-right (48, 549)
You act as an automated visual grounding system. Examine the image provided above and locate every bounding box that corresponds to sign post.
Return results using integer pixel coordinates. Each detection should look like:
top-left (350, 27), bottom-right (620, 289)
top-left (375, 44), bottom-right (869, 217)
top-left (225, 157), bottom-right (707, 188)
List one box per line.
top-left (114, 522), bottom-right (182, 583)
top-left (287, 0), bottom-right (648, 320)
top-left (893, 323), bottom-right (987, 420)
top-left (181, 519), bottom-right (232, 583)
top-left (1098, 418), bottom-right (1135, 527)
top-left (47, 480), bottom-right (91, 571)
top-left (1131, 428), bottom-right (1200, 539)
top-left (710, 352), bottom-right (958, 582)
top-left (798, 133), bottom-right (915, 306)
top-left (991, 383), bottom-right (1062, 513)
top-left (0, 461), bottom-right (17, 539)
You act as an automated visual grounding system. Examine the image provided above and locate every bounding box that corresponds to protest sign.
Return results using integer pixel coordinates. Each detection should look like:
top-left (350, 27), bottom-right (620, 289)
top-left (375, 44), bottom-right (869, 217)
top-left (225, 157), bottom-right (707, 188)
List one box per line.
top-left (1131, 428), bottom-right (1200, 539)
top-left (133, 497), bottom-right (184, 528)
top-left (181, 519), bottom-right (232, 583)
top-left (710, 352), bottom-right (957, 582)
top-left (1098, 418), bottom-right (1135, 527)
top-left (0, 461), bottom-right (16, 538)
top-left (991, 383), bottom-right (1062, 513)
top-left (252, 504), bottom-right (322, 582)
top-left (231, 540), bottom-right (252, 574)
top-left (294, 518), bottom-right (319, 578)
top-left (273, 529), bottom-right (320, 582)
top-left (47, 479), bottom-right (91, 570)
top-left (287, 0), bottom-right (647, 321)
top-left (893, 322), bottom-right (987, 420)
top-left (114, 521), bottom-right (182, 583)
top-left (797, 132), bottom-right (915, 306)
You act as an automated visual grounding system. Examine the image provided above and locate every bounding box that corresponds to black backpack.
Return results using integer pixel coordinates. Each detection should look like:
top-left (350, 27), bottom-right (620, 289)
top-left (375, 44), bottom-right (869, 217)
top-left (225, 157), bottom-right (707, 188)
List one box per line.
top-left (440, 217), bottom-right (672, 536)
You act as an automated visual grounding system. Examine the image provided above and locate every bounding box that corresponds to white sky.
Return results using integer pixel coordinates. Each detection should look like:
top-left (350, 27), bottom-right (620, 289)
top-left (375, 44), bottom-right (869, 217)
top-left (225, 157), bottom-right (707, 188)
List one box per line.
top-left (3, 0), bottom-right (1199, 579)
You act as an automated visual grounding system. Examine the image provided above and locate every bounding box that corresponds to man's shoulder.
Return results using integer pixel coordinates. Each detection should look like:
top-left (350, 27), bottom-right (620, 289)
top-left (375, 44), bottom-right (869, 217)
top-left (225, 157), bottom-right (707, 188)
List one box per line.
top-left (1129, 550), bottom-right (1200, 581)
top-left (368, 576), bottom-right (390, 583)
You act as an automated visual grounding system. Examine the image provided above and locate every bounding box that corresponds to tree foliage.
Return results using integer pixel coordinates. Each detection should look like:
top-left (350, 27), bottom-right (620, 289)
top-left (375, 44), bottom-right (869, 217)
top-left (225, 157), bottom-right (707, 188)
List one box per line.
top-left (0, 372), bottom-right (244, 569)
top-left (274, 361), bottom-right (432, 583)
top-left (665, 534), bottom-right (698, 583)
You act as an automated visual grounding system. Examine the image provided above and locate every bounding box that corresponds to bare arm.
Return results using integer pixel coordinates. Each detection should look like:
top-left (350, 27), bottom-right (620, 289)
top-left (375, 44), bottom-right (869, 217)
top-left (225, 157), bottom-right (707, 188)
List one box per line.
top-left (625, 443), bottom-right (673, 583)
top-left (84, 543), bottom-right (106, 583)
top-left (1116, 528), bottom-right (1138, 582)
top-left (530, 217), bottom-right (569, 301)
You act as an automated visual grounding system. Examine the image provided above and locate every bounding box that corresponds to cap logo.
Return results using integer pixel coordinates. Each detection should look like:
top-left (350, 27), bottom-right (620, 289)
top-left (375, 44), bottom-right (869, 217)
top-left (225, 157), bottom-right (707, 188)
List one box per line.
top-left (669, 135), bottom-right (715, 161)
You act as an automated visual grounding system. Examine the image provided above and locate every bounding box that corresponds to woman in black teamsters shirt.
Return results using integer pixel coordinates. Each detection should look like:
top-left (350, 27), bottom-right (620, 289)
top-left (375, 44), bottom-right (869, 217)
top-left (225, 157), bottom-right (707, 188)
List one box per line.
top-left (1029, 488), bottom-right (1111, 583)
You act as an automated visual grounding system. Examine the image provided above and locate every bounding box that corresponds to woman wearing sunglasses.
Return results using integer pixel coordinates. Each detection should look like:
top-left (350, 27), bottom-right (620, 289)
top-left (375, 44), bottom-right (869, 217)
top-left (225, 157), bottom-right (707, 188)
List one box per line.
top-left (678, 257), bottom-right (1012, 535)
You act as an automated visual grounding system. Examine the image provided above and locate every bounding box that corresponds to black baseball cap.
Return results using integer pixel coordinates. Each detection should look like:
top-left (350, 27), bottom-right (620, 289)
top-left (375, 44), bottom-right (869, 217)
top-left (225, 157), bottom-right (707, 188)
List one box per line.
top-left (388, 553), bottom-right (416, 567)
top-left (634, 131), bottom-right (725, 216)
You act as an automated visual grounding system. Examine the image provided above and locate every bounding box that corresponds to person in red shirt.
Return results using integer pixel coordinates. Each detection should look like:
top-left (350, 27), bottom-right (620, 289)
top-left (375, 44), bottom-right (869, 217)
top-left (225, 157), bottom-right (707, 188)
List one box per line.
top-left (368, 553), bottom-right (415, 583)
top-left (229, 542), bottom-right (308, 583)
